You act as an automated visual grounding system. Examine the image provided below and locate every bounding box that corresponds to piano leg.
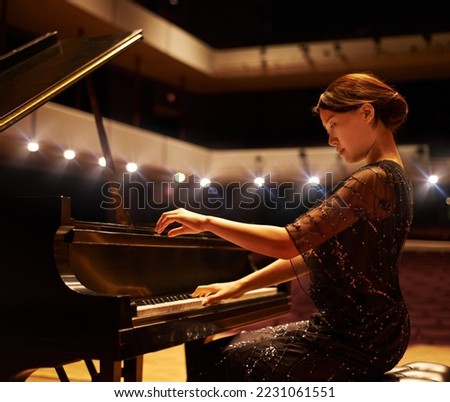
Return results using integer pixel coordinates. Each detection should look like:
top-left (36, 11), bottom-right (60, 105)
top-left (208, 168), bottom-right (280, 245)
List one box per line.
top-left (123, 356), bottom-right (143, 382)
top-left (185, 338), bottom-right (205, 379)
top-left (0, 352), bottom-right (79, 381)
top-left (55, 365), bottom-right (70, 381)
top-left (94, 356), bottom-right (143, 381)
top-left (96, 360), bottom-right (122, 381)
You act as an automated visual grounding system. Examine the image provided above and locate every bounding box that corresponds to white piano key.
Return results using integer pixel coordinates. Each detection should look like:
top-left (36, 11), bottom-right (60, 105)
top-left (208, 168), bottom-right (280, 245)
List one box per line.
top-left (136, 287), bottom-right (278, 318)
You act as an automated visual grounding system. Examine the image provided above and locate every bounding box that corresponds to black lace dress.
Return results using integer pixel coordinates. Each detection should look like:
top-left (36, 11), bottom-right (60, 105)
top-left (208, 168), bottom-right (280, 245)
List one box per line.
top-left (187, 160), bottom-right (414, 381)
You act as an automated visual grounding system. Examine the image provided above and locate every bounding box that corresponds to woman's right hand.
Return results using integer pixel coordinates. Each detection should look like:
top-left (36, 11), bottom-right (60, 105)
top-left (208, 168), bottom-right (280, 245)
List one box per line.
top-left (191, 281), bottom-right (246, 306)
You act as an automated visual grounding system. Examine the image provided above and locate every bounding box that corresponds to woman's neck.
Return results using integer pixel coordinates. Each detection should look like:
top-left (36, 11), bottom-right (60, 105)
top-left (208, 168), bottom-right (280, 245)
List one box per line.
top-left (366, 129), bottom-right (404, 168)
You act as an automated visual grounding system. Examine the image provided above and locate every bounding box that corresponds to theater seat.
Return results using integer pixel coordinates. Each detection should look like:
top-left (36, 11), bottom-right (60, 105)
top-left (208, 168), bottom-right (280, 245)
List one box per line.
top-left (384, 361), bottom-right (450, 382)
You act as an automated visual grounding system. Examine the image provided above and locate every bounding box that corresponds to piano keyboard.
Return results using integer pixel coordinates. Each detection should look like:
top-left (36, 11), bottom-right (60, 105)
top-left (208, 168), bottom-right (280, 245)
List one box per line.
top-left (135, 287), bottom-right (278, 318)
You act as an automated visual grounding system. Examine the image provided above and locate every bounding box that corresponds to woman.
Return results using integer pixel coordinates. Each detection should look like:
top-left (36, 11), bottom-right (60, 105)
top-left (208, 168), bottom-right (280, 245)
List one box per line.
top-left (155, 72), bottom-right (413, 381)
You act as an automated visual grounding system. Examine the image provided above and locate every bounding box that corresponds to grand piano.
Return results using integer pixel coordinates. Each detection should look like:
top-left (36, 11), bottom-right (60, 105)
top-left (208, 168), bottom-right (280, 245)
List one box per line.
top-left (0, 31), bottom-right (291, 381)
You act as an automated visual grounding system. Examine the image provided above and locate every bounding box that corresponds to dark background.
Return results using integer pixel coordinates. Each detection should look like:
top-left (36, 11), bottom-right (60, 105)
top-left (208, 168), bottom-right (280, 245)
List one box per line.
top-left (1, 0), bottom-right (449, 230)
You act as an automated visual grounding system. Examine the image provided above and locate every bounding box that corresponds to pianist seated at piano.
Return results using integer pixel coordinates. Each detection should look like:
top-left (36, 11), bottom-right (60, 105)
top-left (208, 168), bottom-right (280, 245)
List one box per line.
top-left (155, 72), bottom-right (413, 381)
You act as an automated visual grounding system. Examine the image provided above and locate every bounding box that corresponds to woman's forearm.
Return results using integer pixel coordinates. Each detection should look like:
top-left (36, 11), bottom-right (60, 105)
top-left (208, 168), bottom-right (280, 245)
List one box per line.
top-left (236, 255), bottom-right (308, 293)
top-left (192, 256), bottom-right (309, 305)
top-left (155, 208), bottom-right (299, 259)
top-left (204, 215), bottom-right (298, 259)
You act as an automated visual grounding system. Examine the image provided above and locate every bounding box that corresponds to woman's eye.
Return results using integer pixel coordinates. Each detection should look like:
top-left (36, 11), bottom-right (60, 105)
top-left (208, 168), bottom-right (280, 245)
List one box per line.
top-left (330, 122), bottom-right (336, 130)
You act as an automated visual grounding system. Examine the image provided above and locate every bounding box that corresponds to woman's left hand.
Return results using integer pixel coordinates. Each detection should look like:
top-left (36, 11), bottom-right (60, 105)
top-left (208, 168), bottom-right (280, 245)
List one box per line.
top-left (155, 208), bottom-right (208, 237)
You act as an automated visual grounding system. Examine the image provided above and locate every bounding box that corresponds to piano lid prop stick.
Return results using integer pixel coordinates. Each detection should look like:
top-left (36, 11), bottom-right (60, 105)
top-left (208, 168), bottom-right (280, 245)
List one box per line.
top-left (86, 75), bottom-right (132, 226)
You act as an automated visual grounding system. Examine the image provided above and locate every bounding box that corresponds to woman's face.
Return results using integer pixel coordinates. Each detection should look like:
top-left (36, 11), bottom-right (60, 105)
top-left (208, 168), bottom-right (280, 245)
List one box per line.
top-left (319, 104), bottom-right (376, 164)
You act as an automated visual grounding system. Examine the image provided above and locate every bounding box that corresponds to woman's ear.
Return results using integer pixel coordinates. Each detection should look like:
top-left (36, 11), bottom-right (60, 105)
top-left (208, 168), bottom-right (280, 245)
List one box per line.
top-left (361, 103), bottom-right (374, 122)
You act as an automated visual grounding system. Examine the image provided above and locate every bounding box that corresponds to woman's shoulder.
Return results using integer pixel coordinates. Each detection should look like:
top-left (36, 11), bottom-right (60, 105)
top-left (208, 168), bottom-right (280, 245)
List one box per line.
top-left (351, 160), bottom-right (403, 183)
top-left (329, 160), bottom-right (408, 197)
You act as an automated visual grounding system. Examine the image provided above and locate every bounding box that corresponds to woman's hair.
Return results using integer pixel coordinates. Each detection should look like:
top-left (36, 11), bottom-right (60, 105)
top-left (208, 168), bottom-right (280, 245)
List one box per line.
top-left (312, 72), bottom-right (409, 132)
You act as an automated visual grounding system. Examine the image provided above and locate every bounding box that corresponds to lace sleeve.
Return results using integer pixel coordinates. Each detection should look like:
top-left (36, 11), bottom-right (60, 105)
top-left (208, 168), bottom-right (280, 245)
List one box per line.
top-left (285, 164), bottom-right (395, 254)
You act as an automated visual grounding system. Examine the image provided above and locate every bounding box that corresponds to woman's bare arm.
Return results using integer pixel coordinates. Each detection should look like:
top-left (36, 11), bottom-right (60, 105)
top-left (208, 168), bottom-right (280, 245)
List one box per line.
top-left (192, 255), bottom-right (309, 305)
top-left (155, 208), bottom-right (299, 259)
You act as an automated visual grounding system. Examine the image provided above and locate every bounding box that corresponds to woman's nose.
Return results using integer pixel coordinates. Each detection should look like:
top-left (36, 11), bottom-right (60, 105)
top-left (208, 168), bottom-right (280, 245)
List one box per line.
top-left (328, 134), bottom-right (336, 146)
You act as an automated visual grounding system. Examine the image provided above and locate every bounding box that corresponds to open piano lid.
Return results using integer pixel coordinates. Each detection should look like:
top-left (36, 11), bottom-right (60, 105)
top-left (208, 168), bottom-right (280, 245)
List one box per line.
top-left (0, 29), bottom-right (143, 132)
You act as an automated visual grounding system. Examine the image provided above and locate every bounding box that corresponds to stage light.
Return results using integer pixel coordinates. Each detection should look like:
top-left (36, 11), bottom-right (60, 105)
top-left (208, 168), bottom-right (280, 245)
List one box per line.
top-left (63, 149), bottom-right (76, 160)
top-left (126, 162), bottom-right (138, 173)
top-left (308, 176), bottom-right (320, 184)
top-left (27, 142), bottom-right (39, 152)
top-left (98, 157), bottom-right (106, 167)
top-left (200, 177), bottom-right (211, 187)
top-left (174, 172), bottom-right (186, 183)
top-left (254, 176), bottom-right (265, 187)
top-left (428, 174), bottom-right (439, 184)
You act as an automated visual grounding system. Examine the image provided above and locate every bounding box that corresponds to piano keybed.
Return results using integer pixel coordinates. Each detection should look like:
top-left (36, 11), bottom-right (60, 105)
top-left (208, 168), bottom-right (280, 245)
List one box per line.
top-left (134, 287), bottom-right (279, 318)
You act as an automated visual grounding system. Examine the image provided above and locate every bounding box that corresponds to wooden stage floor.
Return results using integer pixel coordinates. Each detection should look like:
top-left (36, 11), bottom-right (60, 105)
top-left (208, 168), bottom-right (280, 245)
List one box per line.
top-left (26, 343), bottom-right (450, 382)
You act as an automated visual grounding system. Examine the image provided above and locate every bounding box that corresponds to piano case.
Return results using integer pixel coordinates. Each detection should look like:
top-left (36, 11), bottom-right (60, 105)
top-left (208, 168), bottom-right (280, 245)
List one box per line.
top-left (0, 31), bottom-right (291, 381)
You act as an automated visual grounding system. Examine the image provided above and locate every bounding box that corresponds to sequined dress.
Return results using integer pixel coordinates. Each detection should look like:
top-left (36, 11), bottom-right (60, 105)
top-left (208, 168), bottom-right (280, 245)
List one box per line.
top-left (187, 160), bottom-right (414, 382)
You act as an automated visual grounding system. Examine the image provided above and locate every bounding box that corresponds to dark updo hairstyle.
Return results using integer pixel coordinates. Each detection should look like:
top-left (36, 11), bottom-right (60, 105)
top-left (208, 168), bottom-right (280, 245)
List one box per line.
top-left (312, 72), bottom-right (408, 132)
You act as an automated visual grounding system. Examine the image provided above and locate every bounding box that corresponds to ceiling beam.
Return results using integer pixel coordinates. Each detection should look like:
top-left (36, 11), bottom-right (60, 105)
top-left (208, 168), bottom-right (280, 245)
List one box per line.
top-left (5, 0), bottom-right (450, 93)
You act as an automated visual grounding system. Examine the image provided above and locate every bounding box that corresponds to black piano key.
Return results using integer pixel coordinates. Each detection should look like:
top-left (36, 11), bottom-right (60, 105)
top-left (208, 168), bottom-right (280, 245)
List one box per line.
top-left (134, 293), bottom-right (193, 306)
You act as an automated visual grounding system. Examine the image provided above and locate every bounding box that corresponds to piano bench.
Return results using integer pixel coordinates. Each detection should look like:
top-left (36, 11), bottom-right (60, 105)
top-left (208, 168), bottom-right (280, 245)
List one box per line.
top-left (383, 361), bottom-right (450, 382)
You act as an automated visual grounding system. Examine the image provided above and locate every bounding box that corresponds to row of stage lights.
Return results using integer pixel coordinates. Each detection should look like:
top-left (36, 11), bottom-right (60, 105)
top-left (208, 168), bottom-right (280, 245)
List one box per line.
top-left (27, 141), bottom-right (276, 186)
top-left (26, 141), bottom-right (441, 187)
top-left (28, 141), bottom-right (137, 172)
top-left (172, 172), bottom-right (321, 187)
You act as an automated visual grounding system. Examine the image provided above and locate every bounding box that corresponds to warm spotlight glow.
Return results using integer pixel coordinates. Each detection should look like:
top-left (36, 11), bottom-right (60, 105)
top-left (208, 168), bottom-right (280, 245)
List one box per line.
top-left (174, 172), bottom-right (186, 182)
top-left (27, 142), bottom-right (39, 152)
top-left (308, 176), bottom-right (320, 184)
top-left (98, 157), bottom-right (106, 167)
top-left (200, 177), bottom-right (211, 187)
top-left (63, 149), bottom-right (76, 160)
top-left (166, 91), bottom-right (177, 102)
top-left (254, 176), bottom-right (265, 187)
top-left (126, 162), bottom-right (138, 173)
top-left (428, 174), bottom-right (439, 184)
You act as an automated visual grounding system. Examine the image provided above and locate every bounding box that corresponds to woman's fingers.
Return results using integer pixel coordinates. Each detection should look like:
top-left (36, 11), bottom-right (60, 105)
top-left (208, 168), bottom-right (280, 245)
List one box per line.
top-left (155, 211), bottom-right (170, 233)
top-left (192, 285), bottom-right (217, 298)
top-left (155, 209), bottom-right (182, 233)
top-left (192, 284), bottom-right (235, 306)
top-left (203, 292), bottom-right (226, 306)
top-left (155, 208), bottom-right (204, 235)
top-left (166, 226), bottom-right (187, 237)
